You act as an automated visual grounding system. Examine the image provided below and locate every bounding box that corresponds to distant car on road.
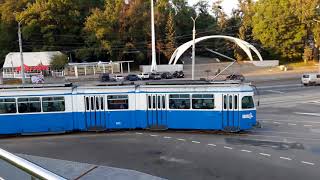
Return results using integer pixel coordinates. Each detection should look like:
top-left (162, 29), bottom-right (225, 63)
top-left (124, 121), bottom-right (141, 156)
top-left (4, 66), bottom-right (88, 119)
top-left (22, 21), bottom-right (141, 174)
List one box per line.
top-left (226, 74), bottom-right (245, 82)
top-left (111, 74), bottom-right (125, 81)
top-left (100, 73), bottom-right (110, 82)
top-left (137, 73), bottom-right (150, 80)
top-left (149, 73), bottom-right (162, 80)
top-left (301, 73), bottom-right (320, 86)
top-left (161, 72), bottom-right (173, 79)
top-left (173, 71), bottom-right (184, 78)
top-left (126, 74), bottom-right (140, 81)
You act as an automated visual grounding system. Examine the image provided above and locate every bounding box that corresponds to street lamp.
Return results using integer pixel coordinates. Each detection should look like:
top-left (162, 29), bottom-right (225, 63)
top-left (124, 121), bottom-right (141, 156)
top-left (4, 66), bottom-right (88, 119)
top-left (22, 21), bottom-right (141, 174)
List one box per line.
top-left (313, 19), bottom-right (320, 73)
top-left (191, 15), bottom-right (199, 80)
top-left (18, 21), bottom-right (26, 84)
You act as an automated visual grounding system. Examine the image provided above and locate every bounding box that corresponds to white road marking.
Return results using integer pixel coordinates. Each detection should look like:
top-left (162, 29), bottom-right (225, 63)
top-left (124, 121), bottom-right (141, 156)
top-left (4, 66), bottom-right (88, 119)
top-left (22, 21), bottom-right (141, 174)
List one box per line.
top-left (224, 146), bottom-right (233, 150)
top-left (265, 90), bottom-right (285, 94)
top-left (304, 125), bottom-right (313, 127)
top-left (207, 144), bottom-right (217, 147)
top-left (136, 132), bottom-right (143, 135)
top-left (150, 134), bottom-right (159, 137)
top-left (192, 141), bottom-right (201, 144)
top-left (295, 112), bottom-right (320, 117)
top-left (164, 136), bottom-right (172, 139)
top-left (241, 149), bottom-right (252, 153)
top-left (273, 122), bottom-right (282, 124)
top-left (259, 119), bottom-right (320, 124)
top-left (259, 153), bottom-right (271, 157)
top-left (301, 161), bottom-right (315, 166)
top-left (288, 123), bottom-right (297, 126)
top-left (280, 157), bottom-right (292, 161)
top-left (177, 138), bottom-right (186, 141)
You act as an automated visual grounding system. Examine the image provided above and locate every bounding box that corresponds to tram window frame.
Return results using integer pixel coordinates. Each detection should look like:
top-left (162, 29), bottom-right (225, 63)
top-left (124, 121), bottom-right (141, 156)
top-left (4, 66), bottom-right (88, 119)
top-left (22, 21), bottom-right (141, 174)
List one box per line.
top-left (148, 96), bottom-right (152, 109)
top-left (18, 97), bottom-right (41, 113)
top-left (234, 95), bottom-right (238, 110)
top-left (242, 96), bottom-right (255, 109)
top-left (85, 97), bottom-right (90, 111)
top-left (162, 95), bottom-right (166, 109)
top-left (107, 95), bottom-right (129, 110)
top-left (0, 98), bottom-right (17, 114)
top-left (42, 96), bottom-right (65, 112)
top-left (169, 94), bottom-right (191, 109)
top-left (191, 94), bottom-right (215, 110)
top-left (229, 95), bottom-right (233, 109)
top-left (100, 97), bottom-right (104, 110)
top-left (223, 95), bottom-right (227, 110)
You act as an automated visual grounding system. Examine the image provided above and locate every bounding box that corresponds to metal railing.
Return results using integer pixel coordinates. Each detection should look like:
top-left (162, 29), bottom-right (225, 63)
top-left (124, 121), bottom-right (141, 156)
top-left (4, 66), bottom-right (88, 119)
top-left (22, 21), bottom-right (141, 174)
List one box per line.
top-left (0, 148), bottom-right (67, 180)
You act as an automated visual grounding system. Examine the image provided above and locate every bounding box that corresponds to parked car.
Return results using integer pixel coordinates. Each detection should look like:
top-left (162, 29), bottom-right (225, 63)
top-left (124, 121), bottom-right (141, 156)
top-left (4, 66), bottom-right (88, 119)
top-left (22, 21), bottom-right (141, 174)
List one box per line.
top-left (137, 73), bottom-right (150, 80)
top-left (173, 71), bottom-right (184, 78)
top-left (149, 73), bottom-right (162, 80)
top-left (126, 74), bottom-right (140, 81)
top-left (161, 72), bottom-right (173, 79)
top-left (226, 74), bottom-right (245, 82)
top-left (100, 73), bottom-right (110, 82)
top-left (301, 73), bottom-right (320, 86)
top-left (111, 74), bottom-right (125, 81)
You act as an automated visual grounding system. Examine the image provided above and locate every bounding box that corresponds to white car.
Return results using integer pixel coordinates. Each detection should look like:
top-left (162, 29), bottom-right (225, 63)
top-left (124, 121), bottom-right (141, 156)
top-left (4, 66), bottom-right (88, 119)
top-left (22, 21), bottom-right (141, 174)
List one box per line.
top-left (301, 73), bottom-right (320, 86)
top-left (137, 73), bottom-right (150, 80)
top-left (111, 74), bottom-right (125, 81)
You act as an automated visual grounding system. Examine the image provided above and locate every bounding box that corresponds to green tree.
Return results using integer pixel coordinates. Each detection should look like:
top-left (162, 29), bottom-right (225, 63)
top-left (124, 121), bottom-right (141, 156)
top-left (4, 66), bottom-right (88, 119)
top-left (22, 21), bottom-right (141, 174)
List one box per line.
top-left (164, 11), bottom-right (176, 60)
top-left (50, 54), bottom-right (68, 70)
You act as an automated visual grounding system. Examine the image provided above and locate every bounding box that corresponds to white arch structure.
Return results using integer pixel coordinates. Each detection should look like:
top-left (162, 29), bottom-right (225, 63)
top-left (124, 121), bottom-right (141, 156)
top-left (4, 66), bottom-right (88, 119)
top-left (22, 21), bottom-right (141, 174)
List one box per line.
top-left (168, 35), bottom-right (263, 65)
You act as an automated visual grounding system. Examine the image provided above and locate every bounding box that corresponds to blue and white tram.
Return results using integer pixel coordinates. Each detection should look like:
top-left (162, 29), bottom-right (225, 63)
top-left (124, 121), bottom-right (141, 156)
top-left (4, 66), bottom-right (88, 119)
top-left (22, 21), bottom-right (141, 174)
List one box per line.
top-left (0, 82), bottom-right (257, 135)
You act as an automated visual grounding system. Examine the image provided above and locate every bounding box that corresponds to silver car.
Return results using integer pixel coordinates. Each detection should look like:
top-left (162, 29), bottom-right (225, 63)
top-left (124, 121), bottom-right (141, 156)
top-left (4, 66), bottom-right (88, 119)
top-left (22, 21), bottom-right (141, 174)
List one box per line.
top-left (301, 73), bottom-right (320, 86)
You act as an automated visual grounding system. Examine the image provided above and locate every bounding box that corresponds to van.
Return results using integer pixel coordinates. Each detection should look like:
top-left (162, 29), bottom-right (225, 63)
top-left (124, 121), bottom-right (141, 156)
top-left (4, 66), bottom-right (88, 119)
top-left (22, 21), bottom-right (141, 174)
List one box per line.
top-left (301, 73), bottom-right (320, 86)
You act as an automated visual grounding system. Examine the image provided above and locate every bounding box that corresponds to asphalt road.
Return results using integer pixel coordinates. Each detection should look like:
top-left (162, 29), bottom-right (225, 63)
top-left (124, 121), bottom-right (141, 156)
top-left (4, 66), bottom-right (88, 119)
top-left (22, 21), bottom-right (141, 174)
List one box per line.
top-left (1, 79), bottom-right (320, 180)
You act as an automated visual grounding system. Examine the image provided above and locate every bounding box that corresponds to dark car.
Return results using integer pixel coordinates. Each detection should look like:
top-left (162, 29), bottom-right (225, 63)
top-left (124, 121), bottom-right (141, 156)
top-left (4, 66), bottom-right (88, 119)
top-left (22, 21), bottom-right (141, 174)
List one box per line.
top-left (173, 71), bottom-right (184, 78)
top-left (226, 74), bottom-right (245, 82)
top-left (161, 72), bottom-right (173, 79)
top-left (149, 73), bottom-right (162, 80)
top-left (126, 74), bottom-right (140, 81)
top-left (100, 73), bottom-right (110, 82)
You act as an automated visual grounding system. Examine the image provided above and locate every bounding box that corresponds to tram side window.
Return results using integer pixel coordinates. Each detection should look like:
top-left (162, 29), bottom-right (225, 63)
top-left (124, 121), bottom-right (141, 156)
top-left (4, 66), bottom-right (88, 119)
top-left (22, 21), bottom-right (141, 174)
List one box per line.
top-left (107, 95), bottom-right (129, 110)
top-left (192, 94), bottom-right (215, 109)
top-left (0, 98), bottom-right (17, 114)
top-left (242, 96), bottom-right (254, 109)
top-left (42, 97), bottom-right (65, 112)
top-left (18, 97), bottom-right (41, 113)
top-left (169, 94), bottom-right (190, 109)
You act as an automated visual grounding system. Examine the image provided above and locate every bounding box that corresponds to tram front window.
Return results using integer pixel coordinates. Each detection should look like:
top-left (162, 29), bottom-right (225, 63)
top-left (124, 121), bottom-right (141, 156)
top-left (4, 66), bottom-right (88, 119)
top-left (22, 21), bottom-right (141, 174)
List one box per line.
top-left (242, 96), bottom-right (254, 109)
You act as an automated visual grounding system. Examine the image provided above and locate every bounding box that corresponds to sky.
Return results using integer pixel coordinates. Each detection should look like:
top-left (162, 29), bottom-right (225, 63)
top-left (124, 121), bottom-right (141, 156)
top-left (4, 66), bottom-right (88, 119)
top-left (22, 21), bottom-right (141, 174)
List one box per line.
top-left (188, 0), bottom-right (239, 15)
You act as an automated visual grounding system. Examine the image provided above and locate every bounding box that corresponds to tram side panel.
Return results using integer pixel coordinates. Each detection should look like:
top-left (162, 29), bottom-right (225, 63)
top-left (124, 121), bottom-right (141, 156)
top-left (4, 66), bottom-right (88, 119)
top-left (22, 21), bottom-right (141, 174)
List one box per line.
top-left (0, 89), bottom-right (74, 135)
top-left (134, 93), bottom-right (148, 129)
top-left (166, 93), bottom-right (222, 130)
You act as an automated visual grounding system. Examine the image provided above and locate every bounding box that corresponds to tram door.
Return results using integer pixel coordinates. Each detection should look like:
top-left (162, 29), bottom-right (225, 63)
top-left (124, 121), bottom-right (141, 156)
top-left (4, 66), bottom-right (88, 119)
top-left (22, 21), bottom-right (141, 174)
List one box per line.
top-left (222, 94), bottom-right (240, 131)
top-left (85, 96), bottom-right (107, 131)
top-left (147, 94), bottom-right (168, 130)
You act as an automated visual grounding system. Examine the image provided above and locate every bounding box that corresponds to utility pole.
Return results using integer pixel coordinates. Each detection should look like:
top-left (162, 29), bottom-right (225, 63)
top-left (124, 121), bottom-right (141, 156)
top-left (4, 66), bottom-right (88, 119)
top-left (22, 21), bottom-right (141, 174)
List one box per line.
top-left (150, 0), bottom-right (157, 72)
top-left (18, 22), bottom-right (26, 84)
top-left (191, 15), bottom-right (199, 80)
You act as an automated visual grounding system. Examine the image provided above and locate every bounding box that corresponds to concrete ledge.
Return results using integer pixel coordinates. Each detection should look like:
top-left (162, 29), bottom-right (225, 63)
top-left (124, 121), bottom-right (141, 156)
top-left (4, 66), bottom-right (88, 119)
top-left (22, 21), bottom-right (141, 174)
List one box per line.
top-left (0, 154), bottom-right (165, 180)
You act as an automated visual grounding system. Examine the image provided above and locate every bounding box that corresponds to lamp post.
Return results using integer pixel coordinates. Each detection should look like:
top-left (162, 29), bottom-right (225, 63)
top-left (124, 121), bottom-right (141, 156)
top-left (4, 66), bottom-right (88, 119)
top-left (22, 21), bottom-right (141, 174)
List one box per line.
top-left (191, 15), bottom-right (199, 80)
top-left (150, 0), bottom-right (157, 72)
top-left (313, 19), bottom-right (320, 73)
top-left (18, 21), bottom-right (26, 84)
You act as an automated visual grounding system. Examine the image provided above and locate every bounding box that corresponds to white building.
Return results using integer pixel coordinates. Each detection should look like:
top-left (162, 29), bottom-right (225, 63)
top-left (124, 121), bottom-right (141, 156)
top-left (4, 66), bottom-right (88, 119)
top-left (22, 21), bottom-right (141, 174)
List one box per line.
top-left (2, 51), bottom-right (63, 79)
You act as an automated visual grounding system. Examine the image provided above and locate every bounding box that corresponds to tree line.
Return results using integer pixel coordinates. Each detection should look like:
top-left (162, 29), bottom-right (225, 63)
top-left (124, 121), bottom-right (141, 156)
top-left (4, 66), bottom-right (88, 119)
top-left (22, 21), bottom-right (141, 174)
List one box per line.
top-left (0, 0), bottom-right (319, 68)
